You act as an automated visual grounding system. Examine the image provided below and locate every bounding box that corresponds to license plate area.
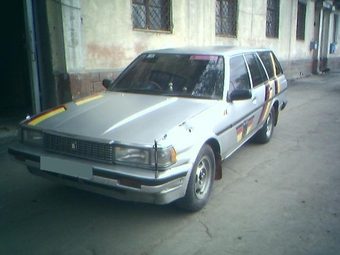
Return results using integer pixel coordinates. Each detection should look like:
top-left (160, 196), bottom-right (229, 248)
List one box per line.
top-left (41, 157), bottom-right (92, 179)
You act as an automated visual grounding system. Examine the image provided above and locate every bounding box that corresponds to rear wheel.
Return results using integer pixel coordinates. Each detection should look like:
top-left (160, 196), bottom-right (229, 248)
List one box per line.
top-left (252, 107), bottom-right (275, 144)
top-left (176, 144), bottom-right (215, 212)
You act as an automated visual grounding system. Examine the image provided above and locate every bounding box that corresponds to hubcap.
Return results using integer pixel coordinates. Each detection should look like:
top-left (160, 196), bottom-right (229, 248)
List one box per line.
top-left (265, 112), bottom-right (273, 138)
top-left (194, 155), bottom-right (212, 200)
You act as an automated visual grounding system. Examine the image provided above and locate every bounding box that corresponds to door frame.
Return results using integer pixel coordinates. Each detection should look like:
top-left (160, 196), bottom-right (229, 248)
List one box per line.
top-left (24, 0), bottom-right (41, 114)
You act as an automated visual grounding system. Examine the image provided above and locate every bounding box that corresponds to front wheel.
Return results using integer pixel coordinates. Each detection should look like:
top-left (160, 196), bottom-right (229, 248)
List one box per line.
top-left (176, 145), bottom-right (215, 212)
top-left (252, 107), bottom-right (275, 144)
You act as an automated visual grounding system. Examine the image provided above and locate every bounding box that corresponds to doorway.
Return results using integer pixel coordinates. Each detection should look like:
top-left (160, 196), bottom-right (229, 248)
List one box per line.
top-left (0, 1), bottom-right (33, 120)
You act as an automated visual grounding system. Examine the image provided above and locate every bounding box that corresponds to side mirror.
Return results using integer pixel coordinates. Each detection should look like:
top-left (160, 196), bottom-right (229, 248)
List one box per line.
top-left (229, 89), bottom-right (252, 101)
top-left (102, 78), bottom-right (113, 89)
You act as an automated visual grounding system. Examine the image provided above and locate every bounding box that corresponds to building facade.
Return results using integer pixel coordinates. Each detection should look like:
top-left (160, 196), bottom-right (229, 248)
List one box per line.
top-left (24, 0), bottom-right (340, 113)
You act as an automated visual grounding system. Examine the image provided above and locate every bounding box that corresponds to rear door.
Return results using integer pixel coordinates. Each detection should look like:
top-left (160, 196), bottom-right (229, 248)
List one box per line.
top-left (244, 53), bottom-right (271, 129)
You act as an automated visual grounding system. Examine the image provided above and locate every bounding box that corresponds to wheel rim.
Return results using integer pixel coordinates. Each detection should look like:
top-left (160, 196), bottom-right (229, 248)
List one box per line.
top-left (194, 155), bottom-right (212, 200)
top-left (265, 112), bottom-right (273, 138)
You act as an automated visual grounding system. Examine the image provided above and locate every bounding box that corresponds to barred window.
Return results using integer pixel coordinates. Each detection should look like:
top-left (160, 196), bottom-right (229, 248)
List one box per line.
top-left (296, 1), bottom-right (306, 40)
top-left (215, 0), bottom-right (238, 37)
top-left (132, 0), bottom-right (171, 32)
top-left (266, 0), bottom-right (280, 38)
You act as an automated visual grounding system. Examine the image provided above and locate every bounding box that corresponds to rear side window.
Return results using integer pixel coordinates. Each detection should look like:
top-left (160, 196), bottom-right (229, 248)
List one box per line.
top-left (258, 51), bottom-right (283, 79)
top-left (245, 54), bottom-right (268, 87)
top-left (229, 55), bottom-right (251, 92)
top-left (272, 53), bottom-right (283, 75)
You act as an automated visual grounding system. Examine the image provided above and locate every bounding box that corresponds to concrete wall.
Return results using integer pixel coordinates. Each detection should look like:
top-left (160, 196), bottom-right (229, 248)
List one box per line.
top-left (45, 0), bottom-right (340, 103)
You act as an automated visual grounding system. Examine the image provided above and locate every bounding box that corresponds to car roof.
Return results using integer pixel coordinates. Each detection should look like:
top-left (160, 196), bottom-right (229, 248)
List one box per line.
top-left (143, 46), bottom-right (271, 57)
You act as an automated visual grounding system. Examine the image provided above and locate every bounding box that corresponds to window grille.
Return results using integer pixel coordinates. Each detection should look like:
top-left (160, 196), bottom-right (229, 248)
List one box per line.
top-left (266, 0), bottom-right (280, 38)
top-left (215, 0), bottom-right (238, 37)
top-left (132, 0), bottom-right (171, 32)
top-left (296, 1), bottom-right (306, 40)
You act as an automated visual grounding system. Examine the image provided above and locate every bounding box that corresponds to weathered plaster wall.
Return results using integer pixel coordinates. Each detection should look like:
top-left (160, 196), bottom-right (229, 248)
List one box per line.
top-left (46, 0), bottom-right (66, 74)
top-left (79, 0), bottom-right (320, 74)
top-left (45, 0), bottom-right (340, 103)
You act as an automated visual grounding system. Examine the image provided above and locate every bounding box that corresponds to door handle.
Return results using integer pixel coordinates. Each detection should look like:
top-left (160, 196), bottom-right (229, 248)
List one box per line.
top-left (252, 97), bottom-right (257, 104)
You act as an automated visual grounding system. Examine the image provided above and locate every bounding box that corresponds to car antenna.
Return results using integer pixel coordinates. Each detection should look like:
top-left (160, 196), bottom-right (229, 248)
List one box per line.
top-left (154, 139), bottom-right (159, 178)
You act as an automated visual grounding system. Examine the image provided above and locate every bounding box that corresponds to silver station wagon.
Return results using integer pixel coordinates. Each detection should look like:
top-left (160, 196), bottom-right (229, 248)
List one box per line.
top-left (8, 46), bottom-right (288, 211)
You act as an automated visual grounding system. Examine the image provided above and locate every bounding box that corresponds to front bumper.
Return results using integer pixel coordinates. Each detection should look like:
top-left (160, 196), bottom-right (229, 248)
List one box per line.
top-left (8, 142), bottom-right (191, 205)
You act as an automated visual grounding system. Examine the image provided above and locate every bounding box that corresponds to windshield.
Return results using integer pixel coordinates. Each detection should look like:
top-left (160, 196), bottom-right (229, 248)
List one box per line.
top-left (109, 53), bottom-right (224, 99)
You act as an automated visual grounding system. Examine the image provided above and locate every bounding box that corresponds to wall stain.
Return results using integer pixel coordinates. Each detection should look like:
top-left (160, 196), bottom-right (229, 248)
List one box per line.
top-left (86, 44), bottom-right (127, 68)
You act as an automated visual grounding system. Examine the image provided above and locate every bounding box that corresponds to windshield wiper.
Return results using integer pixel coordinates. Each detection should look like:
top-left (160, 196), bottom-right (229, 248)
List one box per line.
top-left (162, 92), bottom-right (214, 99)
top-left (112, 88), bottom-right (163, 95)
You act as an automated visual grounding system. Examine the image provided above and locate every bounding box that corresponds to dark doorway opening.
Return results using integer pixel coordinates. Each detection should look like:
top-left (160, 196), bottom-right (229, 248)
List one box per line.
top-left (0, 1), bottom-right (32, 121)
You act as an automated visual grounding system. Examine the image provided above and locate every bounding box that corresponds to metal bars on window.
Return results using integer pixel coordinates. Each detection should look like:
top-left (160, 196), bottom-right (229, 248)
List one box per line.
top-left (215, 0), bottom-right (238, 37)
top-left (266, 0), bottom-right (280, 38)
top-left (296, 1), bottom-right (306, 40)
top-left (132, 0), bottom-right (171, 32)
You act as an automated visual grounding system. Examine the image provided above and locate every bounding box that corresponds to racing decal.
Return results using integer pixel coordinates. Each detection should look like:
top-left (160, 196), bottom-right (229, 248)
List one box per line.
top-left (246, 117), bottom-right (254, 134)
top-left (236, 124), bottom-right (244, 142)
top-left (274, 79), bottom-right (279, 95)
top-left (236, 116), bottom-right (254, 142)
top-left (27, 106), bottom-right (66, 126)
top-left (258, 82), bottom-right (274, 123)
top-left (75, 94), bottom-right (103, 106)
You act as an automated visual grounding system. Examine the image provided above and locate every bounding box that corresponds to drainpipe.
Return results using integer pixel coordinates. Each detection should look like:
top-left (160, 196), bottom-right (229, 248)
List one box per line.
top-left (316, 7), bottom-right (324, 74)
top-left (24, 0), bottom-right (42, 114)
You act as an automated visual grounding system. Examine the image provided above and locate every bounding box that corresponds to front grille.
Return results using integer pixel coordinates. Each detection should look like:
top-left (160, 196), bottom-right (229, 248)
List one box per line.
top-left (44, 133), bottom-right (113, 163)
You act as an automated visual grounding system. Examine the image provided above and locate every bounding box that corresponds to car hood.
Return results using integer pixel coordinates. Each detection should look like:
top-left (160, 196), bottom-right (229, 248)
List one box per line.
top-left (27, 92), bottom-right (216, 145)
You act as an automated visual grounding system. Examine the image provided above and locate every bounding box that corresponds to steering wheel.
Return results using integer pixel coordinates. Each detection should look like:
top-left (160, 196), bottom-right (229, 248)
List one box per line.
top-left (146, 80), bottom-right (162, 90)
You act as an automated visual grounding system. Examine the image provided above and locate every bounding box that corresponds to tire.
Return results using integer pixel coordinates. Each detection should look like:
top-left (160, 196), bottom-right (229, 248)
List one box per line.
top-left (252, 107), bottom-right (275, 144)
top-left (176, 144), bottom-right (215, 212)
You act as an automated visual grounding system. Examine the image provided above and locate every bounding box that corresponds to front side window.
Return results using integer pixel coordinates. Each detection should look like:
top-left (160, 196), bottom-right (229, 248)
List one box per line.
top-left (132, 0), bottom-right (171, 31)
top-left (110, 54), bottom-right (224, 100)
top-left (229, 55), bottom-right (251, 93)
top-left (266, 0), bottom-right (280, 38)
top-left (296, 1), bottom-right (307, 40)
top-left (215, 0), bottom-right (238, 37)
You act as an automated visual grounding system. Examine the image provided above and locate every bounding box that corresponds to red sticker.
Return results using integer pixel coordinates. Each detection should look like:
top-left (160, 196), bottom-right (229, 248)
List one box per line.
top-left (190, 55), bottom-right (218, 61)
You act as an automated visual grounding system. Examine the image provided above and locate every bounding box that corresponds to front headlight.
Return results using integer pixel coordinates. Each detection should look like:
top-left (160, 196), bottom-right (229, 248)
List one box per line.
top-left (21, 128), bottom-right (43, 147)
top-left (114, 146), bottom-right (176, 169)
top-left (115, 147), bottom-right (150, 165)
